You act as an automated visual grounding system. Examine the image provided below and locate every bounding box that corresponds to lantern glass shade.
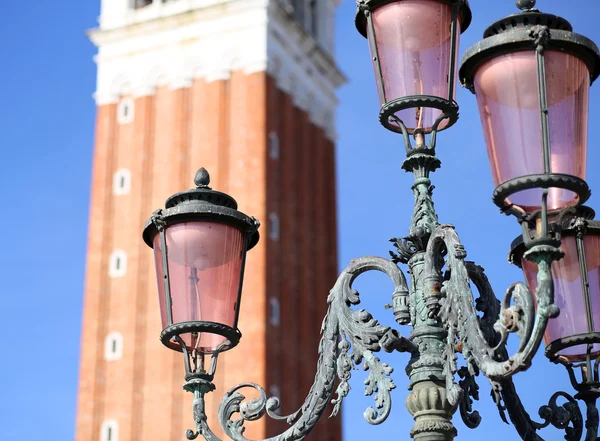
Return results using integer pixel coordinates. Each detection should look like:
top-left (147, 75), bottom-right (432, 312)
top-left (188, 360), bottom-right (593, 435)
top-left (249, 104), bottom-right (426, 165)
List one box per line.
top-left (522, 235), bottom-right (600, 360)
top-left (368, 0), bottom-right (460, 132)
top-left (152, 221), bottom-right (246, 353)
top-left (473, 50), bottom-right (590, 212)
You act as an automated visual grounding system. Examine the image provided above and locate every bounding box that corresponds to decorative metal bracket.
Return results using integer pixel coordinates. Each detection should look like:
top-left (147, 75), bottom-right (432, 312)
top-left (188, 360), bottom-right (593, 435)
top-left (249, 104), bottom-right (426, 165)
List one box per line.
top-left (175, 187), bottom-right (570, 441)
top-left (429, 225), bottom-right (562, 381)
top-left (181, 257), bottom-right (413, 441)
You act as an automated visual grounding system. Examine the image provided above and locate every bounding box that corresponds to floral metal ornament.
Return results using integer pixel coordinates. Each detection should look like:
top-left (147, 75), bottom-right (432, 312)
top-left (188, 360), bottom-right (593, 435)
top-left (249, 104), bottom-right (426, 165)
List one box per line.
top-left (172, 142), bottom-right (572, 441)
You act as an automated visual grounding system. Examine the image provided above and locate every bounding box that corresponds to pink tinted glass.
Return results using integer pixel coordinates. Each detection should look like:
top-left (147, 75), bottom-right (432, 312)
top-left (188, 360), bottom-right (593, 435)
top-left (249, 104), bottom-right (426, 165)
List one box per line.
top-left (153, 222), bottom-right (245, 352)
top-left (368, 0), bottom-right (459, 132)
top-left (474, 51), bottom-right (590, 212)
top-left (523, 235), bottom-right (600, 360)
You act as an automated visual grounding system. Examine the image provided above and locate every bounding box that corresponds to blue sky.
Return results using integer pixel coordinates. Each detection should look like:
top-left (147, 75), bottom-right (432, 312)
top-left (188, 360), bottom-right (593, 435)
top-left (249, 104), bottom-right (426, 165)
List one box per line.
top-left (0, 1), bottom-right (599, 441)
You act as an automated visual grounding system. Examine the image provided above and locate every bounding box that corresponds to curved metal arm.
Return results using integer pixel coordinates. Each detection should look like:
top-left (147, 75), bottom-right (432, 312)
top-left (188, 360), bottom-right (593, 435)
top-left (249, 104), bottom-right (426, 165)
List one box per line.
top-left (494, 351), bottom-right (599, 441)
top-left (492, 378), bottom-right (585, 441)
top-left (190, 257), bottom-right (413, 441)
top-left (449, 256), bottom-right (587, 441)
top-left (486, 328), bottom-right (583, 441)
top-left (448, 262), bottom-right (500, 429)
top-left (427, 224), bottom-right (560, 380)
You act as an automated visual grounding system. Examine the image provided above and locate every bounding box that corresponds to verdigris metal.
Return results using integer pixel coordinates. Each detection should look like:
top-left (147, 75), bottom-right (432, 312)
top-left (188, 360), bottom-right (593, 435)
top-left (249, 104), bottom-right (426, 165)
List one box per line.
top-left (180, 256), bottom-right (414, 441)
top-left (159, 1), bottom-right (600, 439)
top-left (171, 124), bottom-right (566, 441)
top-left (171, 98), bottom-right (569, 441)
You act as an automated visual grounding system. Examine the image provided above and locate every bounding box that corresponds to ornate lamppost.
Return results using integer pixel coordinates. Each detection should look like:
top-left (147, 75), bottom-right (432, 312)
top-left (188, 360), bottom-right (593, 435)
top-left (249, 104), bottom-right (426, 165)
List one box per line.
top-left (143, 1), bottom-right (600, 440)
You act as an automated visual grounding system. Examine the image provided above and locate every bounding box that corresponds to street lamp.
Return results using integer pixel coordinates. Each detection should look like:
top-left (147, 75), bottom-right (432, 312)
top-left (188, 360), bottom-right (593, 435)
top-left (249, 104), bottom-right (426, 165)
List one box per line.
top-left (143, 168), bottom-right (259, 384)
top-left (143, 1), bottom-right (600, 441)
top-left (459, 0), bottom-right (600, 219)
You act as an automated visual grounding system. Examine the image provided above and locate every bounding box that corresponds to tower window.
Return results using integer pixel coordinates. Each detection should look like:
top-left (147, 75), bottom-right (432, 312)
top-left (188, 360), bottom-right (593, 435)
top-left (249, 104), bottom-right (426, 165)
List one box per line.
top-left (113, 169), bottom-right (132, 196)
top-left (268, 213), bottom-right (280, 241)
top-left (268, 132), bottom-right (280, 160)
top-left (117, 98), bottom-right (135, 125)
top-left (269, 385), bottom-right (281, 414)
top-left (133, 0), bottom-right (177, 8)
top-left (269, 297), bottom-right (281, 327)
top-left (309, 0), bottom-right (319, 39)
top-left (133, 0), bottom-right (153, 9)
top-left (101, 420), bottom-right (119, 441)
top-left (290, 0), bottom-right (319, 38)
top-left (292, 0), bottom-right (305, 27)
top-left (109, 250), bottom-right (127, 278)
top-left (104, 332), bottom-right (124, 361)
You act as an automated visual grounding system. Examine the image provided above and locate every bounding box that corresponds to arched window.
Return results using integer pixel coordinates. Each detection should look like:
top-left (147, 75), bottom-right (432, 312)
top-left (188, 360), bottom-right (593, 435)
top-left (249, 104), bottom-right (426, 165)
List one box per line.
top-left (268, 132), bottom-right (280, 160)
top-left (101, 420), bottom-right (119, 441)
top-left (109, 250), bottom-right (127, 278)
top-left (268, 213), bottom-right (280, 241)
top-left (269, 297), bottom-right (281, 327)
top-left (113, 169), bottom-right (131, 196)
top-left (117, 97), bottom-right (135, 125)
top-left (104, 332), bottom-right (124, 361)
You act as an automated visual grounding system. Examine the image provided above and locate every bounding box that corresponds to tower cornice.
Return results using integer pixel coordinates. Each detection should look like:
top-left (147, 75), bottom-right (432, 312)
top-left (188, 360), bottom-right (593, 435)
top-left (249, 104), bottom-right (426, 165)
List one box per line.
top-left (89, 0), bottom-right (345, 140)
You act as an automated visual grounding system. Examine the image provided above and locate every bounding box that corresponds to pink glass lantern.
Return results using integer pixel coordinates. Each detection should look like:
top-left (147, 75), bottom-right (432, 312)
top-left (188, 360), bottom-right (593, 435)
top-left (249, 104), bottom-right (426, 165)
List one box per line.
top-left (511, 214), bottom-right (600, 361)
top-left (473, 51), bottom-right (589, 212)
top-left (143, 168), bottom-right (260, 362)
top-left (460, 7), bottom-right (600, 216)
top-left (356, 0), bottom-right (472, 135)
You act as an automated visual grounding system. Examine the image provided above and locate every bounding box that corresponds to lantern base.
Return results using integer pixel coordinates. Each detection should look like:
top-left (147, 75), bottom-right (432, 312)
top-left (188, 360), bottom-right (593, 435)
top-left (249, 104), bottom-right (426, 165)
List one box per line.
top-left (379, 95), bottom-right (459, 135)
top-left (161, 321), bottom-right (242, 353)
top-left (492, 173), bottom-right (591, 217)
top-left (545, 332), bottom-right (600, 363)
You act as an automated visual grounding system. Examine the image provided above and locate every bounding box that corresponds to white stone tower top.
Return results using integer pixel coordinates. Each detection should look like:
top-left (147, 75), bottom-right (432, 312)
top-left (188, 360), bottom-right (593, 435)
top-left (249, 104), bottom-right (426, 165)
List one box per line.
top-left (89, 0), bottom-right (344, 138)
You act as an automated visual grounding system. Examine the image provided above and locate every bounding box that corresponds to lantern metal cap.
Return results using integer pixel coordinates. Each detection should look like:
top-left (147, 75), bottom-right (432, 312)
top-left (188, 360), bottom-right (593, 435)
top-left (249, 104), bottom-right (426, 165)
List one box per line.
top-left (508, 206), bottom-right (598, 268)
top-left (142, 168), bottom-right (260, 249)
top-left (460, 6), bottom-right (600, 92)
top-left (354, 0), bottom-right (472, 39)
top-left (483, 10), bottom-right (572, 39)
top-left (165, 167), bottom-right (238, 210)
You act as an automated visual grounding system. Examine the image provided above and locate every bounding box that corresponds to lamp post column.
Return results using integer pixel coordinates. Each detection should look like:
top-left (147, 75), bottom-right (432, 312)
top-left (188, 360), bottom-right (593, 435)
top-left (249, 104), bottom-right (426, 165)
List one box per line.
top-left (401, 150), bottom-right (458, 441)
top-left (406, 252), bottom-right (457, 441)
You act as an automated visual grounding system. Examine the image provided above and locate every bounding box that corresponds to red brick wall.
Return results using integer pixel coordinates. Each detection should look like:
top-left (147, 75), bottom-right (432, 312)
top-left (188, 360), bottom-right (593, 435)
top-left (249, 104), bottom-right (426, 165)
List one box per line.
top-left (76, 102), bottom-right (116, 441)
top-left (264, 77), bottom-right (341, 441)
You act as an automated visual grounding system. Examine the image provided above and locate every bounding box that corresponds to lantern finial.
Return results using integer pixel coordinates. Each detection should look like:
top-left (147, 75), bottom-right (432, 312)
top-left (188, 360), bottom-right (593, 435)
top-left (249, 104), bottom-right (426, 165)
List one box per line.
top-left (516, 0), bottom-right (536, 11)
top-left (194, 168), bottom-right (211, 188)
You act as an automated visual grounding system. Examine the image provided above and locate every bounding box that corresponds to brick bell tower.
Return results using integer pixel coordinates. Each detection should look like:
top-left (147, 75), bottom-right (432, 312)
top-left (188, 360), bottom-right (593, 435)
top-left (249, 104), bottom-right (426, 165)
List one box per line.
top-left (76, 1), bottom-right (344, 441)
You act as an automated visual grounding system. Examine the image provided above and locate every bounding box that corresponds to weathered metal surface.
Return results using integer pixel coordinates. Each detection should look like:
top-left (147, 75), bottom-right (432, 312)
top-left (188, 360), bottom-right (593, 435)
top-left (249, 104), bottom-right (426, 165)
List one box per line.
top-left (163, 3), bottom-right (600, 440)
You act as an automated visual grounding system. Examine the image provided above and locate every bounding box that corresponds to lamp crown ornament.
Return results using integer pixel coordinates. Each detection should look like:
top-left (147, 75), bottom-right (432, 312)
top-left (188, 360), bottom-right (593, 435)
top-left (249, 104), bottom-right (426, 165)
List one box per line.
top-left (194, 167), bottom-right (211, 188)
top-left (142, 3), bottom-right (600, 441)
top-left (516, 0), bottom-right (536, 11)
top-left (164, 167), bottom-right (239, 210)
